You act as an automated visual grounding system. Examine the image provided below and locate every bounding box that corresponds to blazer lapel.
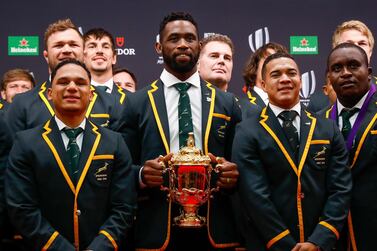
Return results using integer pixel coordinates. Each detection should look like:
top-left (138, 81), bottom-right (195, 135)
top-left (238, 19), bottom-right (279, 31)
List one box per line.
top-left (201, 80), bottom-right (216, 155)
top-left (38, 80), bottom-right (55, 116)
top-left (148, 80), bottom-right (170, 154)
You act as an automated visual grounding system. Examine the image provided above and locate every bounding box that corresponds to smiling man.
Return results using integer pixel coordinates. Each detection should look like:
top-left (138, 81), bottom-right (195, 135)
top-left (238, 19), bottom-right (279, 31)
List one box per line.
top-left (233, 52), bottom-right (351, 251)
top-left (198, 34), bottom-right (234, 91)
top-left (6, 59), bottom-right (136, 251)
top-left (323, 43), bottom-right (377, 251)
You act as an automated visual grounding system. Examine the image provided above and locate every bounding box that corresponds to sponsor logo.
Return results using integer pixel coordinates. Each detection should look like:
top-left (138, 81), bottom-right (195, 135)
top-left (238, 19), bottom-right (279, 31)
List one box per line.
top-left (300, 70), bottom-right (316, 106)
top-left (248, 27), bottom-right (270, 52)
top-left (115, 35), bottom-right (136, 56)
top-left (156, 34), bottom-right (164, 64)
top-left (8, 36), bottom-right (39, 56)
top-left (290, 36), bottom-right (318, 55)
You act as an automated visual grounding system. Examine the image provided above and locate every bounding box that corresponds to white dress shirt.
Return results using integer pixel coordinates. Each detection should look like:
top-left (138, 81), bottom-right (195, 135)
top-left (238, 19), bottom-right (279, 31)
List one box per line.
top-left (337, 90), bottom-right (369, 129)
top-left (55, 116), bottom-right (86, 151)
top-left (269, 102), bottom-right (301, 139)
top-left (91, 78), bottom-right (114, 93)
top-left (160, 69), bottom-right (203, 153)
top-left (254, 86), bottom-right (269, 105)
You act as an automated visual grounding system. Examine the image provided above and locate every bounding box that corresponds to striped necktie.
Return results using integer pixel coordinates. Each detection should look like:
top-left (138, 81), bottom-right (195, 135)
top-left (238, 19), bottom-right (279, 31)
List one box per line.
top-left (62, 127), bottom-right (83, 184)
top-left (174, 82), bottom-right (193, 149)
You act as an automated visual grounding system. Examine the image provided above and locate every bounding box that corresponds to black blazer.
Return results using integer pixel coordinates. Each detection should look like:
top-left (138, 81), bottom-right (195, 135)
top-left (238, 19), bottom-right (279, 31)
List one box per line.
top-left (233, 106), bottom-right (352, 251)
top-left (6, 118), bottom-right (136, 251)
top-left (119, 79), bottom-right (242, 250)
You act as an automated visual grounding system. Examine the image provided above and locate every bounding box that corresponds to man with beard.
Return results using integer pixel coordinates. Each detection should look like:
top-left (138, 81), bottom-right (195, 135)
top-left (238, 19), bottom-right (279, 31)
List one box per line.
top-left (83, 28), bottom-right (127, 104)
top-left (6, 19), bottom-right (124, 137)
top-left (119, 12), bottom-right (242, 250)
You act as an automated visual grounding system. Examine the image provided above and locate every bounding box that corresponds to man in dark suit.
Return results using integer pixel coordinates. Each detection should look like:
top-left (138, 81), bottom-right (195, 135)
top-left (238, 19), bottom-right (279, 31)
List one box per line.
top-left (233, 52), bottom-right (352, 251)
top-left (83, 28), bottom-right (127, 104)
top-left (323, 43), bottom-right (377, 251)
top-left (119, 12), bottom-right (242, 250)
top-left (6, 59), bottom-right (136, 251)
top-left (6, 19), bottom-right (124, 138)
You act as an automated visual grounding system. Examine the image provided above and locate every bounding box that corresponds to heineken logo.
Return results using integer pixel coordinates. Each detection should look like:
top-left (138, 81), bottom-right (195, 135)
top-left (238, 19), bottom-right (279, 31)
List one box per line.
top-left (290, 36), bottom-right (318, 55)
top-left (8, 36), bottom-right (39, 56)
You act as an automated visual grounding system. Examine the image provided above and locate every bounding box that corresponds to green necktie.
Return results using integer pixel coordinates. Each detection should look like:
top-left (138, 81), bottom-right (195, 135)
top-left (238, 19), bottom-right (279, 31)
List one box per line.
top-left (279, 110), bottom-right (299, 158)
top-left (62, 127), bottom-right (83, 184)
top-left (340, 108), bottom-right (359, 140)
top-left (174, 82), bottom-right (193, 149)
top-left (96, 85), bottom-right (108, 92)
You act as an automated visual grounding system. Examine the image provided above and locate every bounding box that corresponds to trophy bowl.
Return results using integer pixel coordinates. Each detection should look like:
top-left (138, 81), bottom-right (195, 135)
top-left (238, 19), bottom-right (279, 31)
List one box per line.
top-left (164, 133), bottom-right (212, 228)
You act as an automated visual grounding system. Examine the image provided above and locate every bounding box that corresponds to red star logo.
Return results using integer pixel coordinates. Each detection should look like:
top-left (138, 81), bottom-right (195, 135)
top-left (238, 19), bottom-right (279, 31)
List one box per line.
top-left (300, 38), bottom-right (308, 46)
top-left (19, 38), bottom-right (29, 47)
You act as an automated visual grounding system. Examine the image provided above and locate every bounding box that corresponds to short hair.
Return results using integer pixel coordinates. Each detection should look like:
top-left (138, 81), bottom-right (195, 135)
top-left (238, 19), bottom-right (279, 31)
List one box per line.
top-left (51, 59), bottom-right (91, 84)
top-left (83, 28), bottom-right (116, 53)
top-left (44, 18), bottom-right (82, 49)
top-left (261, 52), bottom-right (294, 80)
top-left (113, 67), bottom-right (138, 85)
top-left (200, 34), bottom-right (234, 55)
top-left (327, 42), bottom-right (369, 71)
top-left (332, 20), bottom-right (374, 50)
top-left (243, 42), bottom-right (288, 87)
top-left (1, 68), bottom-right (35, 91)
top-left (159, 12), bottom-right (198, 39)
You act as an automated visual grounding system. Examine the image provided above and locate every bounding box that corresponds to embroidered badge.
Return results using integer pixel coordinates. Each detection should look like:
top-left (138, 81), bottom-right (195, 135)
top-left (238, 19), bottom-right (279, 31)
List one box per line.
top-left (313, 146), bottom-right (326, 165)
top-left (95, 162), bottom-right (108, 181)
top-left (101, 120), bottom-right (109, 127)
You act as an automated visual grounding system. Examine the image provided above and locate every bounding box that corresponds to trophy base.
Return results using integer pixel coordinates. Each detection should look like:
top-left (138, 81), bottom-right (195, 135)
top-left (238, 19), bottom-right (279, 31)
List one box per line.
top-left (173, 212), bottom-right (206, 228)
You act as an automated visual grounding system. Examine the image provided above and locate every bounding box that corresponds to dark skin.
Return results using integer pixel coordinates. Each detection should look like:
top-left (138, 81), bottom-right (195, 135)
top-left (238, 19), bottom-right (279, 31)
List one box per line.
top-left (142, 20), bottom-right (238, 189)
top-left (328, 47), bottom-right (372, 108)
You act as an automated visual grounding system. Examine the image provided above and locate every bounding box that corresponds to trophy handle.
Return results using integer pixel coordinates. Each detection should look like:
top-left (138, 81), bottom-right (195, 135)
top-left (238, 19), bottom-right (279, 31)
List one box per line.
top-left (159, 158), bottom-right (170, 192)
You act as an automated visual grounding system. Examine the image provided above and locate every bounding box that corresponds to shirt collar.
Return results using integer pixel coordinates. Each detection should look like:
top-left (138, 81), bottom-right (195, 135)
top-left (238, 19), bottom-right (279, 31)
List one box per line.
top-left (337, 89), bottom-right (369, 115)
top-left (160, 69), bottom-right (201, 88)
top-left (269, 102), bottom-right (301, 118)
top-left (91, 78), bottom-right (114, 92)
top-left (253, 86), bottom-right (269, 104)
top-left (55, 116), bottom-right (86, 131)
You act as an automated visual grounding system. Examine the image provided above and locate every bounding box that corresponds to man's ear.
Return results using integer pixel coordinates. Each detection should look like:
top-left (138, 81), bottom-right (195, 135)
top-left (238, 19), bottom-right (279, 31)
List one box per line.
top-left (261, 80), bottom-right (267, 92)
top-left (368, 67), bottom-right (373, 82)
top-left (47, 87), bottom-right (53, 101)
top-left (155, 42), bottom-right (162, 54)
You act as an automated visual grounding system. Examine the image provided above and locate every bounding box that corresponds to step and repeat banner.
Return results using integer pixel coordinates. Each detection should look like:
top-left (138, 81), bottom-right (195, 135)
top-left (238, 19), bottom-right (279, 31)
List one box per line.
top-left (0, 0), bottom-right (376, 100)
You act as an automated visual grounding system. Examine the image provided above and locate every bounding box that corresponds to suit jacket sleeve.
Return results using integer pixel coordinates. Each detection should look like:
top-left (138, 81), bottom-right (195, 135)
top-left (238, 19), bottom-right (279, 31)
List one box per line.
top-left (232, 120), bottom-right (297, 250)
top-left (307, 121), bottom-right (352, 251)
top-left (224, 95), bottom-right (242, 161)
top-left (4, 95), bottom-right (26, 139)
top-left (86, 133), bottom-right (137, 251)
top-left (5, 133), bottom-right (75, 250)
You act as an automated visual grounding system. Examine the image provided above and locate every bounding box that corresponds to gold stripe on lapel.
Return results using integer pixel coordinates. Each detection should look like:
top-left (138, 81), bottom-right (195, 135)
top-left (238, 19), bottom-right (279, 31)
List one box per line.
top-left (325, 106), bottom-right (333, 119)
top-left (42, 231), bottom-right (59, 251)
top-left (147, 80), bottom-right (170, 154)
top-left (90, 114), bottom-right (110, 118)
top-left (296, 111), bottom-right (316, 242)
top-left (93, 154), bottom-right (114, 160)
top-left (351, 113), bottom-right (377, 168)
top-left (203, 83), bottom-right (216, 155)
top-left (39, 82), bottom-right (55, 116)
top-left (311, 140), bottom-right (330, 145)
top-left (247, 90), bottom-right (257, 105)
top-left (0, 103), bottom-right (3, 110)
top-left (42, 120), bottom-right (75, 194)
top-left (116, 84), bottom-right (126, 104)
top-left (73, 121), bottom-right (101, 250)
top-left (85, 86), bottom-right (98, 118)
top-left (259, 107), bottom-right (298, 176)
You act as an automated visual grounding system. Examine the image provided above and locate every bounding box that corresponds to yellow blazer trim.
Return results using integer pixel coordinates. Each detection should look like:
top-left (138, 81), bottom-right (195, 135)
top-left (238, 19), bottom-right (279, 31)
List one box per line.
top-left (310, 140), bottom-right (330, 145)
top-left (0, 103), bottom-right (3, 110)
top-left (206, 199), bottom-right (240, 248)
top-left (203, 83), bottom-right (216, 155)
top-left (86, 86), bottom-right (98, 118)
top-left (348, 212), bottom-right (358, 251)
top-left (99, 230), bottom-right (118, 251)
top-left (371, 130), bottom-right (377, 135)
top-left (324, 105), bottom-right (333, 119)
top-left (42, 120), bottom-right (75, 194)
top-left (42, 231), bottom-right (59, 251)
top-left (116, 84), bottom-right (126, 104)
top-left (93, 154), bottom-right (114, 160)
top-left (247, 90), bottom-right (257, 105)
top-left (259, 107), bottom-right (298, 176)
top-left (148, 80), bottom-right (170, 154)
top-left (319, 221), bottom-right (339, 239)
top-left (39, 82), bottom-right (55, 116)
top-left (266, 229), bottom-right (290, 249)
top-left (351, 113), bottom-right (377, 168)
top-left (213, 113), bottom-right (231, 121)
top-left (90, 113), bottom-right (110, 118)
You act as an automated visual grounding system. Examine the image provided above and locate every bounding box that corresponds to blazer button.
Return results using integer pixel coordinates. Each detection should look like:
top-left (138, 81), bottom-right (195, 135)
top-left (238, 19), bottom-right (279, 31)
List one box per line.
top-left (76, 210), bottom-right (81, 216)
top-left (300, 193), bottom-right (305, 199)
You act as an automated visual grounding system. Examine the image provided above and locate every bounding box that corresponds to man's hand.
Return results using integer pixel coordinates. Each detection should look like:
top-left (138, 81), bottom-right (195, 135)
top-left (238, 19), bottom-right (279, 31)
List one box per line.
top-left (208, 153), bottom-right (239, 189)
top-left (291, 242), bottom-right (320, 251)
top-left (142, 154), bottom-right (172, 188)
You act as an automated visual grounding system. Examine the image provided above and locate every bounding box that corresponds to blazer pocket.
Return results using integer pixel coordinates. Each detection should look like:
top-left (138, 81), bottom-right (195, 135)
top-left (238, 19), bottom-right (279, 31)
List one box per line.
top-left (309, 143), bottom-right (330, 171)
top-left (211, 113), bottom-right (231, 142)
top-left (88, 159), bottom-right (113, 188)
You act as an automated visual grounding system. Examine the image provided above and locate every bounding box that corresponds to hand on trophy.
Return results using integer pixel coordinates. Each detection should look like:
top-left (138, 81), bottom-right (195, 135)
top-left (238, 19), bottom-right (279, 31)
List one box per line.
top-left (142, 153), bottom-right (173, 188)
top-left (208, 153), bottom-right (239, 189)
